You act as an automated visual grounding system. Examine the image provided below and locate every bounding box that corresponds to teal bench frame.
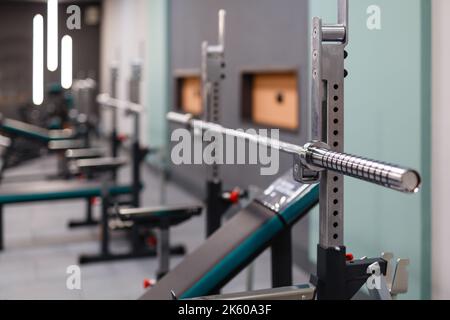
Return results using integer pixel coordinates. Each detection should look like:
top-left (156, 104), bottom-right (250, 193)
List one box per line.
top-left (0, 182), bottom-right (134, 250)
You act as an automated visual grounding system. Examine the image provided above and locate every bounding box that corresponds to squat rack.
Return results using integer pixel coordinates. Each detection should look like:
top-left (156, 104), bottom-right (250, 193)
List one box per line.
top-left (167, 0), bottom-right (420, 300)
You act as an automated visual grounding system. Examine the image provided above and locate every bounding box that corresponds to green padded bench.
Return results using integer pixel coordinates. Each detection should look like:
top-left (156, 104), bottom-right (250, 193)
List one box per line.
top-left (0, 115), bottom-right (84, 180)
top-left (0, 117), bottom-right (75, 143)
top-left (140, 171), bottom-right (319, 300)
top-left (0, 180), bottom-right (134, 250)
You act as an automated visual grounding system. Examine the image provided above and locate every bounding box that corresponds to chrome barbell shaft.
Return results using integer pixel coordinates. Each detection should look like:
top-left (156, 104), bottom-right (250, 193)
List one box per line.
top-left (167, 112), bottom-right (421, 194)
top-left (97, 93), bottom-right (144, 114)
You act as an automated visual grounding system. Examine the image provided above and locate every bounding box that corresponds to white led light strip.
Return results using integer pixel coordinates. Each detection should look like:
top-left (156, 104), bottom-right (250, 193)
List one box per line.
top-left (47, 0), bottom-right (58, 72)
top-left (61, 35), bottom-right (73, 89)
top-left (33, 14), bottom-right (44, 106)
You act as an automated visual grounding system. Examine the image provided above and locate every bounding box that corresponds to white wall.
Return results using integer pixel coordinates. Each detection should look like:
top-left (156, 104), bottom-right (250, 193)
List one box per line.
top-left (100, 0), bottom-right (150, 144)
top-left (432, 0), bottom-right (450, 300)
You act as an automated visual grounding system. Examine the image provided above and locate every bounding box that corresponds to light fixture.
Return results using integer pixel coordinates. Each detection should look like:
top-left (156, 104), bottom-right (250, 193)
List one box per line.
top-left (47, 0), bottom-right (58, 72)
top-left (33, 14), bottom-right (44, 106)
top-left (61, 35), bottom-right (73, 89)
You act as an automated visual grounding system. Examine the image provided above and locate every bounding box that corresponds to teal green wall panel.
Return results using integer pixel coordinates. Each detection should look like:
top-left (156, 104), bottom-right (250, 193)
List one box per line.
top-left (147, 0), bottom-right (170, 158)
top-left (308, 0), bottom-right (431, 299)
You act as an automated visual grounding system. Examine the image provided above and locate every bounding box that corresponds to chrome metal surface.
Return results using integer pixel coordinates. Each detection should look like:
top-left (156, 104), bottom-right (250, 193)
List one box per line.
top-left (381, 252), bottom-right (394, 289)
top-left (167, 112), bottom-right (421, 195)
top-left (310, 0), bottom-right (349, 248)
top-left (308, 147), bottom-right (421, 193)
top-left (129, 62), bottom-right (142, 141)
top-left (391, 258), bottom-right (410, 296)
top-left (202, 10), bottom-right (227, 181)
top-left (193, 285), bottom-right (316, 301)
top-left (110, 65), bottom-right (119, 127)
top-left (322, 25), bottom-right (346, 42)
top-left (97, 94), bottom-right (144, 115)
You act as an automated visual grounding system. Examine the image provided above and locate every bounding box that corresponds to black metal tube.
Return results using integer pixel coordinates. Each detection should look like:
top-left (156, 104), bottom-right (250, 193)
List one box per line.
top-left (271, 228), bottom-right (293, 288)
top-left (132, 140), bottom-right (141, 208)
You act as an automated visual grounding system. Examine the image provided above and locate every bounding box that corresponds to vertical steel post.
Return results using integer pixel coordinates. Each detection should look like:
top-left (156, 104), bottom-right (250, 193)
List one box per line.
top-left (202, 10), bottom-right (227, 237)
top-left (310, 0), bottom-right (349, 300)
top-left (130, 62), bottom-right (142, 208)
top-left (311, 0), bottom-right (348, 251)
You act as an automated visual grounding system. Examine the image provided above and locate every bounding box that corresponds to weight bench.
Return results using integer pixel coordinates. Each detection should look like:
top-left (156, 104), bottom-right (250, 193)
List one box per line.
top-left (0, 115), bottom-right (90, 180)
top-left (139, 171), bottom-right (319, 300)
top-left (48, 139), bottom-right (87, 151)
top-left (65, 148), bottom-right (106, 161)
top-left (0, 179), bottom-right (134, 250)
top-left (117, 205), bottom-right (203, 279)
top-left (0, 116), bottom-right (75, 143)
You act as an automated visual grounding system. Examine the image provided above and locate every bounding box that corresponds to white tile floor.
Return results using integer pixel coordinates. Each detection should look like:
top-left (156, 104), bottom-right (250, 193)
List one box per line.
top-left (0, 156), bottom-right (308, 300)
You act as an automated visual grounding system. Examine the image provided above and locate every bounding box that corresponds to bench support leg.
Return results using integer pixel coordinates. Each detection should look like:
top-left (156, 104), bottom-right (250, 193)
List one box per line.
top-left (78, 214), bottom-right (185, 265)
top-left (271, 227), bottom-right (293, 288)
top-left (78, 195), bottom-right (187, 265)
top-left (100, 195), bottom-right (110, 255)
top-left (156, 226), bottom-right (170, 280)
top-left (206, 180), bottom-right (230, 237)
top-left (68, 198), bottom-right (99, 228)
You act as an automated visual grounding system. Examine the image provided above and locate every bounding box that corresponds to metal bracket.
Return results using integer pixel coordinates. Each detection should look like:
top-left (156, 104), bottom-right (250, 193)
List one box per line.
top-left (367, 253), bottom-right (410, 300)
top-left (307, 0), bottom-right (348, 248)
top-left (367, 262), bottom-right (393, 300)
top-left (202, 10), bottom-right (227, 181)
top-left (110, 63), bottom-right (119, 99)
top-left (202, 9), bottom-right (226, 123)
top-left (382, 252), bottom-right (410, 298)
top-left (293, 141), bottom-right (326, 183)
top-left (129, 62), bottom-right (142, 141)
top-left (293, 155), bottom-right (320, 184)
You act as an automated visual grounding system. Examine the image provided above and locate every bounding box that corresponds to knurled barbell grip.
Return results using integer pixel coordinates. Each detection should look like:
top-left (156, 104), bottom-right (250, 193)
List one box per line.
top-left (308, 147), bottom-right (421, 193)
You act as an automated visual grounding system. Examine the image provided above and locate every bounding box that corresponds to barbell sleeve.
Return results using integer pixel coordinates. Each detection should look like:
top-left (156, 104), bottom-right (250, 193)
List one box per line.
top-left (306, 146), bottom-right (421, 193)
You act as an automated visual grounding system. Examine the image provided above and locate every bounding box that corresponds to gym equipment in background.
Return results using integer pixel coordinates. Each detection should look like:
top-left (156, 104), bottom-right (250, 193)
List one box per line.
top-left (77, 62), bottom-right (200, 266)
top-left (140, 0), bottom-right (420, 300)
top-left (0, 65), bottom-right (146, 253)
top-left (199, 10), bottom-right (248, 239)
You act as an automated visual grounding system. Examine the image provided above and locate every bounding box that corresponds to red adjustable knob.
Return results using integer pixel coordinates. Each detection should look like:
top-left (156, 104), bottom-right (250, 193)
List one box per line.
top-left (346, 253), bottom-right (354, 261)
top-left (90, 197), bottom-right (100, 206)
top-left (143, 278), bottom-right (155, 289)
top-left (117, 134), bottom-right (128, 142)
top-left (147, 235), bottom-right (157, 247)
top-left (229, 189), bottom-right (240, 204)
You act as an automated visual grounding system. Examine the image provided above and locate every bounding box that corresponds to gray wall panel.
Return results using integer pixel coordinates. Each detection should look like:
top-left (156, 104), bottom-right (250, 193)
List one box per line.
top-left (170, 0), bottom-right (309, 192)
top-left (170, 0), bottom-right (311, 272)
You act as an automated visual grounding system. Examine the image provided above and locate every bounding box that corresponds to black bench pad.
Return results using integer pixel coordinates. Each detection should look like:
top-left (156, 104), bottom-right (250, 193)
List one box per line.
top-left (118, 205), bottom-right (203, 227)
